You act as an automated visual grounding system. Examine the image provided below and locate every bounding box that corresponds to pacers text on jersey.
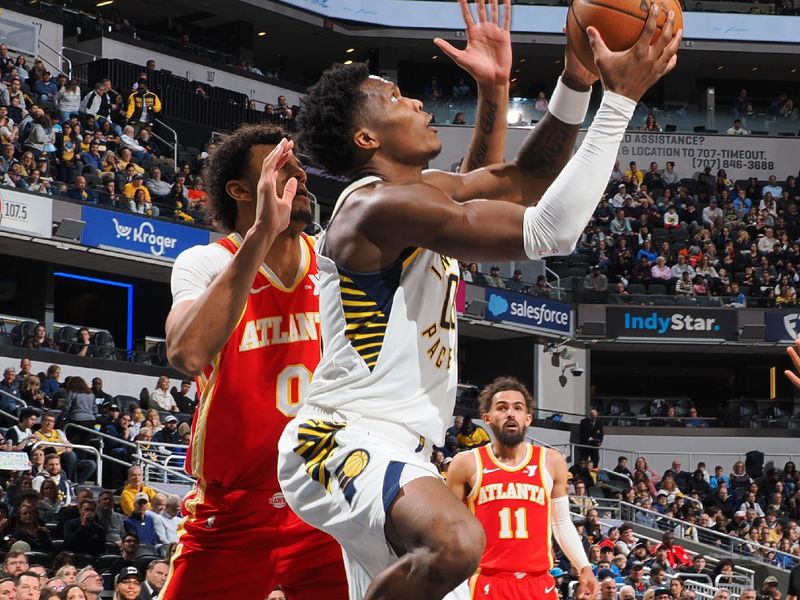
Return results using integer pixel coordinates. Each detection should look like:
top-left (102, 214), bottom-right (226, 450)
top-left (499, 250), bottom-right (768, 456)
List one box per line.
top-left (239, 312), bottom-right (321, 352)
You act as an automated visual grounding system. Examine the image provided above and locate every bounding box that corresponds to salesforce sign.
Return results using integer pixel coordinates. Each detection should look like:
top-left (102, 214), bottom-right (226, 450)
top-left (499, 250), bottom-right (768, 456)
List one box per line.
top-left (81, 206), bottom-right (210, 260)
top-left (606, 306), bottom-right (738, 340)
top-left (484, 288), bottom-right (572, 336)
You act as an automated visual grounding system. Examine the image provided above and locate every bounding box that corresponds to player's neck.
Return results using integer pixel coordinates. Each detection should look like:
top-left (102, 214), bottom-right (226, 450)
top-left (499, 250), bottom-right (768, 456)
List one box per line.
top-left (491, 440), bottom-right (528, 465)
top-left (352, 156), bottom-right (423, 184)
top-left (264, 228), bottom-right (303, 285)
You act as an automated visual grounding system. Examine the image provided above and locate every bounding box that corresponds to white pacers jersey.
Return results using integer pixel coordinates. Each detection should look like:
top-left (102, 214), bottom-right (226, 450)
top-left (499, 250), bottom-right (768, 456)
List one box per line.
top-left (307, 176), bottom-right (459, 445)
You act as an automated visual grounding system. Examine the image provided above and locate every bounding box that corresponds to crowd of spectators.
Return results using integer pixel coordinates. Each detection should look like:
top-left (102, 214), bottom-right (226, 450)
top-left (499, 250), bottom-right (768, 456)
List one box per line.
top-left (0, 353), bottom-right (199, 598)
top-left (0, 44), bottom-right (216, 225)
top-left (458, 161), bottom-right (800, 308)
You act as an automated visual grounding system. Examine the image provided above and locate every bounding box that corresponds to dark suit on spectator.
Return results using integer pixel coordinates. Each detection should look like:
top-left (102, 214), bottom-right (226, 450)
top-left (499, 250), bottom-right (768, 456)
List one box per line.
top-left (578, 413), bottom-right (604, 466)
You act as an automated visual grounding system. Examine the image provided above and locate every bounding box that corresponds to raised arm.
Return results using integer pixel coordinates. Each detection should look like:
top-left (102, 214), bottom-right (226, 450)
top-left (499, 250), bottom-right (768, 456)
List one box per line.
top-left (165, 140), bottom-right (296, 376)
top-left (429, 0), bottom-right (512, 173)
top-left (358, 7), bottom-right (681, 264)
top-left (425, 10), bottom-right (599, 204)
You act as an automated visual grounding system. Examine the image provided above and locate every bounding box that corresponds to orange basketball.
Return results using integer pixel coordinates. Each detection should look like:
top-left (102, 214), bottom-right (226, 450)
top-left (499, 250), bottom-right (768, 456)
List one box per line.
top-left (566, 0), bottom-right (683, 77)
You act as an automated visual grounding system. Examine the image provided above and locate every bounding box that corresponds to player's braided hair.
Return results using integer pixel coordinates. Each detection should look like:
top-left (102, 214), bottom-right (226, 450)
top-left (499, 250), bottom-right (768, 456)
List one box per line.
top-left (296, 62), bottom-right (370, 176)
top-left (206, 124), bottom-right (287, 232)
top-left (477, 376), bottom-right (534, 415)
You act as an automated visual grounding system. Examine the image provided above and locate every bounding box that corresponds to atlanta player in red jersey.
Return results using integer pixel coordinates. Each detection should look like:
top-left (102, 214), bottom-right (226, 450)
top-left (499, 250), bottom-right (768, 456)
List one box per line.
top-left (447, 376), bottom-right (597, 600)
top-left (161, 128), bottom-right (348, 599)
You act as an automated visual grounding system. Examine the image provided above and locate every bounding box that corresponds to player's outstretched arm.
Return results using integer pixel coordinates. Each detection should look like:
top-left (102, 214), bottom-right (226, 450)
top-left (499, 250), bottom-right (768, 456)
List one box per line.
top-left (425, 14), bottom-right (598, 204)
top-left (361, 6), bottom-right (681, 262)
top-left (446, 451), bottom-right (476, 502)
top-left (165, 139), bottom-right (297, 376)
top-left (430, 0), bottom-right (511, 173)
top-left (547, 448), bottom-right (597, 600)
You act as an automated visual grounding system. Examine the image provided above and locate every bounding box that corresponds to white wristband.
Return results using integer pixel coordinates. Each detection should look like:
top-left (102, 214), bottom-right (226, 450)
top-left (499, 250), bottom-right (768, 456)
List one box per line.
top-left (547, 77), bottom-right (592, 125)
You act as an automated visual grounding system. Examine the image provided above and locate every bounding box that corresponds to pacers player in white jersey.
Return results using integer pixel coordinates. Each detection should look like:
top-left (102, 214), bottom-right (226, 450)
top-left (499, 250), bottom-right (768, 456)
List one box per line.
top-left (278, 0), bottom-right (682, 597)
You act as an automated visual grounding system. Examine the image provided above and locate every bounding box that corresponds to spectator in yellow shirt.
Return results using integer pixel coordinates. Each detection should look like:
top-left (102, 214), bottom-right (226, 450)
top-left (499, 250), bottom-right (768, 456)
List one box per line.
top-left (456, 418), bottom-right (490, 449)
top-left (625, 161), bottom-right (644, 185)
top-left (120, 465), bottom-right (158, 516)
top-left (123, 173), bottom-right (151, 201)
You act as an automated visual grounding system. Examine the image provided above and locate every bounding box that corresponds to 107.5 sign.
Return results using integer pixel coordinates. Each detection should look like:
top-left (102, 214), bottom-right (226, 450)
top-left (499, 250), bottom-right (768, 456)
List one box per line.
top-left (0, 189), bottom-right (53, 238)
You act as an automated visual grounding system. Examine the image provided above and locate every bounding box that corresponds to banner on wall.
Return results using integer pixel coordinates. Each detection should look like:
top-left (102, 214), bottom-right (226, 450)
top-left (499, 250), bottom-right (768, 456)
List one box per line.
top-left (81, 206), bottom-right (209, 260)
top-left (606, 306), bottom-right (738, 340)
top-left (483, 287), bottom-right (572, 336)
top-left (765, 312), bottom-right (800, 342)
top-left (616, 132), bottom-right (795, 181)
top-left (0, 188), bottom-right (52, 237)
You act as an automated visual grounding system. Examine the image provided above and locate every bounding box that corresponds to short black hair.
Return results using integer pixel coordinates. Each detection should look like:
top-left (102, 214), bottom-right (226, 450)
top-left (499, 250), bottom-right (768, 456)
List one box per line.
top-left (297, 62), bottom-right (370, 176)
top-left (206, 124), bottom-right (287, 232)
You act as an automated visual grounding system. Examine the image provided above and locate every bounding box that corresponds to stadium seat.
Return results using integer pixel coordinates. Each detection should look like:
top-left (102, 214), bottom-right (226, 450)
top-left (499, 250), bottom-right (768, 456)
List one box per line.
top-left (648, 283), bottom-right (667, 296)
top-left (92, 331), bottom-right (117, 360)
top-left (627, 283), bottom-right (647, 295)
top-left (131, 351), bottom-right (152, 366)
top-left (0, 332), bottom-right (13, 347)
top-left (150, 341), bottom-right (169, 367)
top-left (96, 554), bottom-right (121, 572)
top-left (57, 326), bottom-right (80, 354)
top-left (25, 551), bottom-right (52, 568)
top-left (115, 395), bottom-right (140, 412)
top-left (11, 320), bottom-right (38, 346)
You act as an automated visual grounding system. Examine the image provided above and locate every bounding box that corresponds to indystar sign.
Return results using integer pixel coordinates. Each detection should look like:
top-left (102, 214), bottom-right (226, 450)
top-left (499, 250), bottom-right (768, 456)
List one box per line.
top-left (607, 306), bottom-right (738, 340)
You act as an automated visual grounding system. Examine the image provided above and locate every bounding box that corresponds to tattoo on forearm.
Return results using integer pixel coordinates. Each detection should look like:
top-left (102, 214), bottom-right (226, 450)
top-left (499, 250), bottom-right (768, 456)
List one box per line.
top-left (466, 100), bottom-right (498, 172)
top-left (479, 100), bottom-right (498, 135)
top-left (517, 113), bottom-right (580, 180)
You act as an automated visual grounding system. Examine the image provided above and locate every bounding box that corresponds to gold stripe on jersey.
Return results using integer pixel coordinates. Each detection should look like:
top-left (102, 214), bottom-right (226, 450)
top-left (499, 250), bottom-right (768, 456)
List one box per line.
top-left (338, 273), bottom-right (389, 371)
top-left (294, 420), bottom-right (347, 491)
top-left (190, 354), bottom-right (221, 481)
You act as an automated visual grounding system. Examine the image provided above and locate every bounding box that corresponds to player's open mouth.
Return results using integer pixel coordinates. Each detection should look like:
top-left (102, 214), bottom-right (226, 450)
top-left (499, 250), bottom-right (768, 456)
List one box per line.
top-left (504, 421), bottom-right (518, 430)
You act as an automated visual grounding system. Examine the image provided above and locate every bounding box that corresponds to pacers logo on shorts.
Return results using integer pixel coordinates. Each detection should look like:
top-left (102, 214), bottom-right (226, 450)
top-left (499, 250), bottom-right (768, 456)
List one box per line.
top-left (335, 449), bottom-right (370, 505)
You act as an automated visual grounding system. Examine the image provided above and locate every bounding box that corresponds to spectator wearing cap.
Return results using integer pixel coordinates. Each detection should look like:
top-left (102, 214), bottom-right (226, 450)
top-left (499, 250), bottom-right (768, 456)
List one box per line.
top-left (122, 172), bottom-right (151, 202)
top-left (149, 376), bottom-right (178, 413)
top-left (484, 266), bottom-right (506, 289)
top-left (549, 567), bottom-right (567, 599)
top-left (115, 566), bottom-right (142, 600)
top-left (123, 492), bottom-right (159, 545)
top-left (120, 466), bottom-right (157, 517)
top-left (613, 183), bottom-right (633, 209)
top-left (153, 415), bottom-right (181, 445)
top-left (653, 588), bottom-right (672, 600)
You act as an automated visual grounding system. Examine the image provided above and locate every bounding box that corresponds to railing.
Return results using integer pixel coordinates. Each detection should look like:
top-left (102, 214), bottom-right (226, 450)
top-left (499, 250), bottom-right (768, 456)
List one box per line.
top-left (0, 388), bottom-right (26, 410)
top-left (152, 119), bottom-right (178, 173)
top-left (591, 497), bottom-right (795, 570)
top-left (30, 440), bottom-right (103, 484)
top-left (561, 442), bottom-right (800, 473)
top-left (62, 423), bottom-right (195, 485)
top-left (36, 37), bottom-right (70, 79)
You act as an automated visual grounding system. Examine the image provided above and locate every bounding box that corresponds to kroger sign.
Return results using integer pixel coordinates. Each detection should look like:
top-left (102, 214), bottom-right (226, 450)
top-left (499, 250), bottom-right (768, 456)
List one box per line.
top-left (81, 206), bottom-right (210, 260)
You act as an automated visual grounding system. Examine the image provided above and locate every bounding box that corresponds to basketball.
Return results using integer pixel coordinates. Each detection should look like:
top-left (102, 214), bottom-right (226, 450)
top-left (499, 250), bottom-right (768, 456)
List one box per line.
top-left (567, 0), bottom-right (684, 76)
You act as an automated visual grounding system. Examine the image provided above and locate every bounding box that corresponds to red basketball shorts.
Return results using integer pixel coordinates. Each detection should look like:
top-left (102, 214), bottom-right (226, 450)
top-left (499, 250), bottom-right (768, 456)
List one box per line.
top-left (469, 569), bottom-right (559, 600)
top-left (160, 482), bottom-right (348, 600)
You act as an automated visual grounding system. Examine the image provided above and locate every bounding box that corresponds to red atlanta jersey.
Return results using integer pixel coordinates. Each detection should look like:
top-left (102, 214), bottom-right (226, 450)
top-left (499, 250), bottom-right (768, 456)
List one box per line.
top-left (186, 233), bottom-right (320, 492)
top-left (468, 443), bottom-right (553, 574)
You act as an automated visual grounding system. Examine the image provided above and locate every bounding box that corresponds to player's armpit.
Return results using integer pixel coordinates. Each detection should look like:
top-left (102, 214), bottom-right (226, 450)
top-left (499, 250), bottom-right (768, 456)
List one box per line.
top-left (545, 448), bottom-right (571, 498)
top-left (361, 182), bottom-right (528, 263)
top-left (445, 451), bottom-right (476, 502)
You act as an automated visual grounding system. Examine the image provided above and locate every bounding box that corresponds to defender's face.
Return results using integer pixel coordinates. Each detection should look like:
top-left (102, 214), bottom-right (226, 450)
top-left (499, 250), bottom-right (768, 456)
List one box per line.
top-left (358, 77), bottom-right (442, 165)
top-left (246, 144), bottom-right (312, 228)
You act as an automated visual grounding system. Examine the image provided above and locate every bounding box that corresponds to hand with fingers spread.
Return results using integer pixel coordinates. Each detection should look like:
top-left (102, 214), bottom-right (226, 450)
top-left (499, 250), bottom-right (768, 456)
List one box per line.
top-left (785, 339), bottom-right (800, 389)
top-left (434, 0), bottom-right (512, 86)
top-left (587, 4), bottom-right (682, 102)
top-left (251, 137), bottom-right (298, 239)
